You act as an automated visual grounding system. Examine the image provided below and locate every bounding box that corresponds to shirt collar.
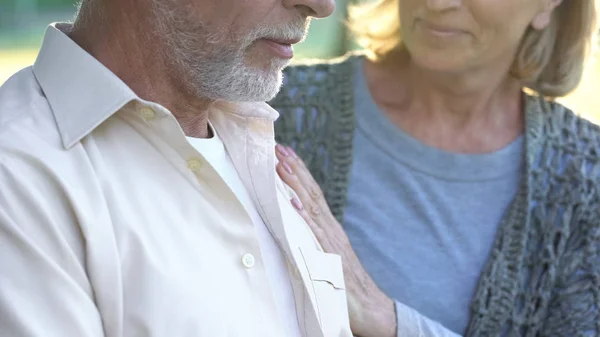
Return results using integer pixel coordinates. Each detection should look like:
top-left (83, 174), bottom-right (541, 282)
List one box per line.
top-left (214, 100), bottom-right (279, 121)
top-left (33, 23), bottom-right (137, 149)
top-left (33, 23), bottom-right (280, 149)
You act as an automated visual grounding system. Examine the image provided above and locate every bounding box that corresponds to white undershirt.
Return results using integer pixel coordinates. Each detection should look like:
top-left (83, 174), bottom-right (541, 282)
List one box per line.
top-left (186, 124), bottom-right (302, 337)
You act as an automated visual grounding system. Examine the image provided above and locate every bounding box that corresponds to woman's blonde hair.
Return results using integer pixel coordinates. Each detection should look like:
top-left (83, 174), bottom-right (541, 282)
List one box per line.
top-left (348, 0), bottom-right (598, 97)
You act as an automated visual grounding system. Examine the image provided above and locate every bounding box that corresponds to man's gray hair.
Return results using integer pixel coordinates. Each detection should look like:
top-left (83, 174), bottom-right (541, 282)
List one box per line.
top-left (73, 0), bottom-right (104, 29)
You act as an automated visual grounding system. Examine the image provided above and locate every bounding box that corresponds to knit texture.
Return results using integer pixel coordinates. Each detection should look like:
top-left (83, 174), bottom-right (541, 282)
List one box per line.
top-left (270, 54), bottom-right (600, 337)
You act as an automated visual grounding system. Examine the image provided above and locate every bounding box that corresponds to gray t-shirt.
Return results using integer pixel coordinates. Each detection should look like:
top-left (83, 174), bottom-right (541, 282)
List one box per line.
top-left (344, 60), bottom-right (523, 335)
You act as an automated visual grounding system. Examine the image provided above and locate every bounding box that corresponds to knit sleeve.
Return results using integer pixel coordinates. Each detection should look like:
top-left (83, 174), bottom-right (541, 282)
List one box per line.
top-left (538, 117), bottom-right (600, 336)
top-left (539, 205), bottom-right (600, 336)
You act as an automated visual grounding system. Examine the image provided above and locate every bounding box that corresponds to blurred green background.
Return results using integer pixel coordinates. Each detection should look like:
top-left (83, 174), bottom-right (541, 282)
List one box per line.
top-left (0, 0), bottom-right (598, 119)
top-left (0, 0), bottom-right (353, 67)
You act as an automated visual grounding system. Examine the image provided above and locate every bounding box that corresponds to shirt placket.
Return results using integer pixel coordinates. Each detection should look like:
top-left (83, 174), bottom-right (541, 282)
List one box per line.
top-left (129, 102), bottom-right (284, 336)
top-left (211, 113), bottom-right (325, 337)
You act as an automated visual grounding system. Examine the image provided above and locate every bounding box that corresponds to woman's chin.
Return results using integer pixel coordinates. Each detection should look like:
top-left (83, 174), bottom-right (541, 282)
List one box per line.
top-left (409, 51), bottom-right (471, 75)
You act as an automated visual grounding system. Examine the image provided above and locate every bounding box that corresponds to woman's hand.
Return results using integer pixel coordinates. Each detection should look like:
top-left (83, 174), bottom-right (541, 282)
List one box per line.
top-left (275, 144), bottom-right (397, 337)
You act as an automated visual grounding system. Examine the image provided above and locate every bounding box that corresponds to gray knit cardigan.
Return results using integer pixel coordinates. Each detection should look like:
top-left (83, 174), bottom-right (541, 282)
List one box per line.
top-left (269, 54), bottom-right (600, 337)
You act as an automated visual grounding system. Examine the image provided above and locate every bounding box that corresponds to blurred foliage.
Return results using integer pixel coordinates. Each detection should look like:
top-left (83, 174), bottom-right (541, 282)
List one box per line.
top-left (39, 0), bottom-right (77, 6)
top-left (0, 0), bottom-right (351, 58)
top-left (2, 0), bottom-right (76, 9)
top-left (0, 0), bottom-right (598, 116)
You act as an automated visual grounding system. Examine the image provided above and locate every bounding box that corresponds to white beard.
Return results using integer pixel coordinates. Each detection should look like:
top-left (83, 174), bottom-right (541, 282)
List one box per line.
top-left (153, 0), bottom-right (308, 102)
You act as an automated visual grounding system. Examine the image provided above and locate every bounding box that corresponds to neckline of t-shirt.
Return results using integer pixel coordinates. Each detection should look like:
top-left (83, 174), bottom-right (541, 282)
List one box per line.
top-left (352, 57), bottom-right (524, 182)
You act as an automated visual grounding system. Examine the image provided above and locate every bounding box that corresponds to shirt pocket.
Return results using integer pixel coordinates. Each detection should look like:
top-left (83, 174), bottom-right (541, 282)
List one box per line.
top-left (300, 248), bottom-right (352, 337)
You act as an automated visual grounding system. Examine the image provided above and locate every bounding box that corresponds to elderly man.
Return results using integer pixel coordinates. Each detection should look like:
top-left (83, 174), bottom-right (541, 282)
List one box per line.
top-left (0, 0), bottom-right (352, 336)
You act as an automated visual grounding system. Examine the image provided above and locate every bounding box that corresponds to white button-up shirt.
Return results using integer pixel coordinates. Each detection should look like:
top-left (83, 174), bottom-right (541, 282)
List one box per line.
top-left (186, 127), bottom-right (302, 337)
top-left (0, 23), bottom-right (352, 337)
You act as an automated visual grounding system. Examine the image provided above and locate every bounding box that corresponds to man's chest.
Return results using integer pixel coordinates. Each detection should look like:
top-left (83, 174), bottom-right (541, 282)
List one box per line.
top-left (74, 115), bottom-right (349, 337)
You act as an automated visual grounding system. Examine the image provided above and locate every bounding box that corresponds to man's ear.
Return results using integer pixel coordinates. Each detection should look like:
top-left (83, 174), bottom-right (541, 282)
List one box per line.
top-left (531, 0), bottom-right (562, 30)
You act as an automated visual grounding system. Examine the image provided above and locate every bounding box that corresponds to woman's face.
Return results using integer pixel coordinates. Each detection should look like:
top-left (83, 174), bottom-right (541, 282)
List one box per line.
top-left (399, 0), bottom-right (561, 73)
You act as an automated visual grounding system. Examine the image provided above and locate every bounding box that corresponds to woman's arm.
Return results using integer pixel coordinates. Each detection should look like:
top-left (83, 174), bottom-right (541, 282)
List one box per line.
top-left (396, 301), bottom-right (462, 337)
top-left (539, 207), bottom-right (600, 336)
top-left (275, 144), bottom-right (462, 337)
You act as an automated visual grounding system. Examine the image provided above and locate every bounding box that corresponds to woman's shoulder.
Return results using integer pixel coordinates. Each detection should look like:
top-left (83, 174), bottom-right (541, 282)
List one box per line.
top-left (269, 51), bottom-right (364, 108)
top-left (283, 50), bottom-right (364, 79)
top-left (528, 93), bottom-right (600, 189)
top-left (530, 94), bottom-right (600, 152)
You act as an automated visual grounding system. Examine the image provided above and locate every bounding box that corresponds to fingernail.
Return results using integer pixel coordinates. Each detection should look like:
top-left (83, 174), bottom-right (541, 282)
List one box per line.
top-left (287, 146), bottom-right (297, 158)
top-left (291, 198), bottom-right (304, 210)
top-left (282, 161), bottom-right (293, 174)
top-left (276, 144), bottom-right (290, 156)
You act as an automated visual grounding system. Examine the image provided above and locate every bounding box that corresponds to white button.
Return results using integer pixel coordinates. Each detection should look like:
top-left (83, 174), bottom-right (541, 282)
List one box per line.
top-left (241, 253), bottom-right (255, 269)
top-left (139, 107), bottom-right (156, 120)
top-left (187, 158), bottom-right (202, 171)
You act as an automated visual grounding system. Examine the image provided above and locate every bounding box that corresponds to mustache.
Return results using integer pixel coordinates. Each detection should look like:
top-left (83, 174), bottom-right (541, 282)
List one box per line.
top-left (246, 19), bottom-right (311, 44)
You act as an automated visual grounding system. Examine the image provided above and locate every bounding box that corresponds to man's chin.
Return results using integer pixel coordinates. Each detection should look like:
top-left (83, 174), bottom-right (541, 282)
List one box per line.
top-left (195, 61), bottom-right (285, 102)
top-left (232, 82), bottom-right (283, 102)
top-left (256, 70), bottom-right (284, 102)
top-left (229, 68), bottom-right (284, 102)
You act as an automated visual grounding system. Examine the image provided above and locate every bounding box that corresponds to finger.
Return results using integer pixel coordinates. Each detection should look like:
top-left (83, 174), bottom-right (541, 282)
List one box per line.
top-left (275, 144), bottom-right (291, 158)
top-left (275, 144), bottom-right (300, 187)
top-left (276, 160), bottom-right (297, 187)
top-left (275, 144), bottom-right (309, 180)
top-left (291, 197), bottom-right (325, 239)
top-left (284, 146), bottom-right (326, 206)
top-left (275, 144), bottom-right (309, 197)
top-left (284, 146), bottom-right (319, 190)
top-left (276, 161), bottom-right (313, 207)
top-left (276, 160), bottom-right (323, 220)
top-left (275, 145), bottom-right (326, 218)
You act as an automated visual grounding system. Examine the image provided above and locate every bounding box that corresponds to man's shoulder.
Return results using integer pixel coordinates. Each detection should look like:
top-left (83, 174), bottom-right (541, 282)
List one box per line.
top-left (1, 67), bottom-right (42, 126)
top-left (0, 67), bottom-right (70, 194)
top-left (0, 66), bottom-right (63, 153)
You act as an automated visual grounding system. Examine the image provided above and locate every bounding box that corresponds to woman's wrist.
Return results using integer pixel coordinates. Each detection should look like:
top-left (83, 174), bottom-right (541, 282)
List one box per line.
top-left (351, 287), bottom-right (397, 337)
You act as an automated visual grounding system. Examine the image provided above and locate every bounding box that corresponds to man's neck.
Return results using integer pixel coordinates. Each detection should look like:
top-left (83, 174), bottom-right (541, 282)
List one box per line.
top-left (69, 4), bottom-right (212, 138)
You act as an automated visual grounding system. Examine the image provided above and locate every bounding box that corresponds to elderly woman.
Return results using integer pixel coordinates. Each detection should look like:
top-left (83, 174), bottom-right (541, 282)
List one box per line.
top-left (269, 0), bottom-right (599, 336)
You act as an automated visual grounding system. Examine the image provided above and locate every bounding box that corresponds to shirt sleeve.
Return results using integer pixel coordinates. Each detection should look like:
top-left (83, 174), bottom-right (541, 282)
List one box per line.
top-left (395, 300), bottom-right (463, 337)
top-left (0, 158), bottom-right (105, 337)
